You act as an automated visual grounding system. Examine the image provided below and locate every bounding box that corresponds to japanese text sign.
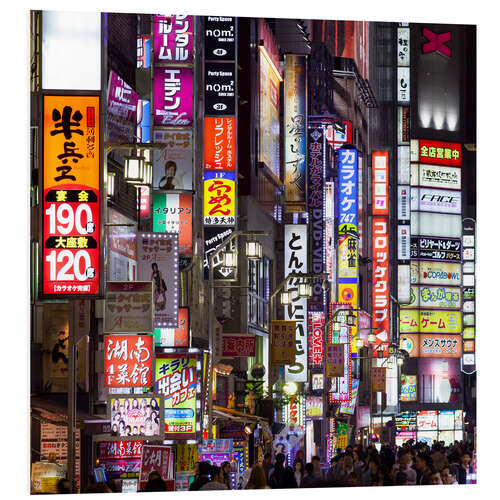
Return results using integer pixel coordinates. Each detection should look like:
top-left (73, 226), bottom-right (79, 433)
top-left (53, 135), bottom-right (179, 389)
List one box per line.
top-left (155, 307), bottom-right (190, 347)
top-left (153, 66), bottom-right (193, 126)
top-left (153, 192), bottom-right (193, 255)
top-left (410, 236), bottom-right (461, 262)
top-left (139, 445), bottom-right (172, 489)
top-left (372, 217), bottom-right (390, 355)
top-left (137, 233), bottom-right (179, 328)
top-left (420, 334), bottom-right (462, 358)
top-left (416, 139), bottom-right (462, 167)
top-left (326, 344), bottom-right (345, 377)
top-left (204, 16), bottom-right (236, 61)
top-left (340, 379), bottom-right (359, 415)
top-left (42, 95), bottom-right (100, 296)
top-left (417, 410), bottom-right (438, 431)
top-left (104, 282), bottom-right (153, 334)
top-left (153, 15), bottom-right (193, 64)
top-left (109, 396), bottom-right (163, 440)
top-left (104, 335), bottom-right (154, 388)
top-left (411, 163), bottom-right (461, 190)
top-left (204, 62), bottom-right (236, 115)
top-left (203, 171), bottom-right (236, 225)
top-left (401, 285), bottom-right (461, 309)
top-left (98, 440), bottom-right (143, 460)
top-left (410, 260), bottom-right (461, 286)
top-left (372, 366), bottom-right (386, 392)
top-left (305, 396), bottom-right (323, 418)
top-left (400, 374), bottom-right (417, 402)
top-left (155, 354), bottom-right (198, 439)
top-left (221, 335), bottom-right (256, 357)
top-left (397, 27), bottom-right (410, 66)
top-left (176, 443), bottom-right (198, 472)
top-left (271, 320), bottom-right (296, 366)
top-left (308, 312), bottom-right (324, 369)
top-left (399, 309), bottom-right (461, 334)
top-left (372, 151), bottom-right (389, 215)
top-left (338, 148), bottom-right (358, 234)
top-left (204, 117), bottom-right (235, 170)
top-left (283, 394), bottom-right (304, 430)
top-left (284, 54), bottom-right (307, 212)
top-left (338, 235), bottom-right (358, 279)
top-left (203, 227), bottom-right (237, 281)
top-left (107, 71), bottom-right (139, 143)
top-left (284, 225), bottom-right (308, 382)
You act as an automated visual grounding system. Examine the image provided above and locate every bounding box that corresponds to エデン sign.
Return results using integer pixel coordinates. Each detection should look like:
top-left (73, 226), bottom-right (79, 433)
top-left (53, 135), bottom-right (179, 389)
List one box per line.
top-left (42, 95), bottom-right (100, 296)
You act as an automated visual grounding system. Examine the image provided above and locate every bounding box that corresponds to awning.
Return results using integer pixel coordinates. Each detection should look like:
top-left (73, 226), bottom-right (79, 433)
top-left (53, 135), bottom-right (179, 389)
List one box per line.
top-left (212, 405), bottom-right (268, 424)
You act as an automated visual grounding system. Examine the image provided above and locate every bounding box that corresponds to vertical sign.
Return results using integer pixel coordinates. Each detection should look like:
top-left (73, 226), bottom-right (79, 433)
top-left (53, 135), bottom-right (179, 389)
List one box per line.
top-left (42, 95), bottom-right (100, 296)
top-left (372, 367), bottom-right (387, 392)
top-left (284, 225), bottom-right (308, 382)
top-left (372, 218), bottom-right (390, 357)
top-left (372, 151), bottom-right (389, 215)
top-left (326, 344), bottom-right (344, 377)
top-left (308, 312), bottom-right (325, 369)
top-left (204, 17), bottom-right (236, 61)
top-left (462, 218), bottom-right (475, 373)
top-left (204, 117), bottom-right (236, 170)
top-left (153, 15), bottom-right (193, 64)
top-left (308, 124), bottom-right (325, 310)
top-left (271, 320), bottom-right (296, 366)
top-left (284, 54), bottom-right (307, 212)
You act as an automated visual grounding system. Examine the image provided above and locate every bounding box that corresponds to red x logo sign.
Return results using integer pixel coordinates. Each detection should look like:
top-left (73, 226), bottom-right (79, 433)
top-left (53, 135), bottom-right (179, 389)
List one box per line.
top-left (422, 27), bottom-right (451, 57)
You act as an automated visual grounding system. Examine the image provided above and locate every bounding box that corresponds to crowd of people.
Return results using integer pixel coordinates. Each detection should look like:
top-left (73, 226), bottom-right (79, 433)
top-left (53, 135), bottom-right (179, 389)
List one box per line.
top-left (188, 439), bottom-right (475, 490)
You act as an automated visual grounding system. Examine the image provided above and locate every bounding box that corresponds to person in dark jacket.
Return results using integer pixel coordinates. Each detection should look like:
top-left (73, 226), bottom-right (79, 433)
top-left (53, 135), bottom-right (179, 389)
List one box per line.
top-left (189, 461), bottom-right (211, 491)
top-left (269, 453), bottom-right (286, 488)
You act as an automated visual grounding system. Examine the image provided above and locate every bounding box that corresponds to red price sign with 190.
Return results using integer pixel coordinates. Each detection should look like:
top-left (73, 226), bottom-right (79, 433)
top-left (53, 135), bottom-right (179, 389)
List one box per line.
top-left (43, 185), bottom-right (99, 295)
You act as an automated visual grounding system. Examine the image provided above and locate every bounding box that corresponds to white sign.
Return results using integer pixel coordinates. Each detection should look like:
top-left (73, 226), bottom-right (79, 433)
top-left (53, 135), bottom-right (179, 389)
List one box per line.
top-left (397, 27), bottom-right (410, 66)
top-left (398, 185), bottom-right (411, 220)
top-left (398, 225), bottom-right (411, 260)
top-left (411, 187), bottom-right (462, 214)
top-left (284, 224), bottom-right (308, 382)
top-left (398, 264), bottom-right (411, 304)
top-left (397, 67), bottom-right (410, 103)
top-left (411, 163), bottom-right (462, 190)
top-left (398, 146), bottom-right (410, 184)
top-left (410, 261), bottom-right (461, 286)
top-left (411, 212), bottom-right (462, 238)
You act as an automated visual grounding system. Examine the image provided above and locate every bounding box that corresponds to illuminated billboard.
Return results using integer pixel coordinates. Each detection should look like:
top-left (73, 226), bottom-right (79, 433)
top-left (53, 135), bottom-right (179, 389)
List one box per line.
top-left (399, 309), bottom-right (461, 334)
top-left (203, 171), bottom-right (236, 226)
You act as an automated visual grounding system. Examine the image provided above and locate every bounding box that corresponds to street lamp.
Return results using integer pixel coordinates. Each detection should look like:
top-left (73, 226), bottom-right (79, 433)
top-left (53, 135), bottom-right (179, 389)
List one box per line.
top-left (124, 154), bottom-right (145, 183)
top-left (246, 240), bottom-right (262, 260)
top-left (298, 281), bottom-right (313, 299)
top-left (223, 250), bottom-right (238, 268)
top-left (280, 290), bottom-right (291, 306)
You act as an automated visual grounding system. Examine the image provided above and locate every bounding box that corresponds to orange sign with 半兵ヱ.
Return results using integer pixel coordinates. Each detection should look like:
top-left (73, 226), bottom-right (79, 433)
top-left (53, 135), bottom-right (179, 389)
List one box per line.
top-left (42, 95), bottom-right (100, 296)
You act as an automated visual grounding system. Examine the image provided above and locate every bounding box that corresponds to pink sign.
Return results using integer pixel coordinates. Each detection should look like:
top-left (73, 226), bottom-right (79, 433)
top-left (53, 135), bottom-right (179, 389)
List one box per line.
top-left (221, 335), bottom-right (256, 357)
top-left (139, 445), bottom-right (172, 489)
top-left (107, 71), bottom-right (139, 142)
top-left (153, 15), bottom-right (193, 64)
top-left (153, 66), bottom-right (193, 126)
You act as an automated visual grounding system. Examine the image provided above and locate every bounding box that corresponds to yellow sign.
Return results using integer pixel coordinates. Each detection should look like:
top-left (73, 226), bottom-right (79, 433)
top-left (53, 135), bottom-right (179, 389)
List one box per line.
top-left (271, 320), bottom-right (296, 365)
top-left (203, 171), bottom-right (236, 225)
top-left (338, 236), bottom-right (358, 279)
top-left (338, 283), bottom-right (358, 354)
top-left (399, 309), bottom-right (461, 334)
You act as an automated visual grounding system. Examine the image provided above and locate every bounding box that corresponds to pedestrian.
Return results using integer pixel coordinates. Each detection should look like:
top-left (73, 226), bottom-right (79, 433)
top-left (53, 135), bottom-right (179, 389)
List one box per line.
top-left (87, 482), bottom-right (112, 493)
top-left (221, 461), bottom-right (232, 489)
top-left (281, 465), bottom-right (298, 488)
top-left (395, 471), bottom-right (408, 486)
top-left (293, 458), bottom-right (304, 486)
top-left (430, 470), bottom-right (443, 485)
top-left (440, 465), bottom-right (459, 485)
top-left (300, 463), bottom-right (317, 488)
top-left (145, 477), bottom-right (167, 491)
top-left (311, 456), bottom-right (324, 482)
top-left (269, 453), bottom-right (286, 488)
top-left (245, 465), bottom-right (270, 489)
top-left (457, 451), bottom-right (472, 484)
top-left (431, 443), bottom-right (449, 472)
top-left (200, 465), bottom-right (229, 491)
top-left (361, 457), bottom-right (380, 486)
top-left (392, 450), bottom-right (416, 485)
top-left (262, 452), bottom-right (273, 483)
top-left (415, 452), bottom-right (433, 485)
top-left (189, 461), bottom-right (212, 491)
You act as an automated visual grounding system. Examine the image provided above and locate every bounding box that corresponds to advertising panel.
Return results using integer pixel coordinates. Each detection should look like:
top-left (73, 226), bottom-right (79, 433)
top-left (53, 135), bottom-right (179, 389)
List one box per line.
top-left (399, 333), bottom-right (419, 357)
top-left (402, 285), bottom-right (461, 309)
top-left (203, 171), bottom-right (236, 226)
top-left (339, 379), bottom-right (359, 415)
top-left (259, 49), bottom-right (281, 177)
top-left (204, 62), bottom-right (236, 115)
top-left (204, 117), bottom-right (235, 170)
top-left (372, 217), bottom-right (390, 354)
top-left (397, 27), bottom-right (410, 66)
top-left (137, 186), bottom-right (151, 220)
top-left (372, 367), bottom-right (386, 392)
top-left (338, 235), bottom-right (358, 279)
top-left (107, 209), bottom-right (137, 282)
top-left (415, 139), bottom-right (462, 167)
top-left (139, 446), bottom-right (173, 490)
top-left (395, 411), bottom-right (417, 431)
top-left (338, 148), bottom-right (358, 234)
top-left (42, 95), bottom-right (100, 296)
top-left (411, 260), bottom-right (461, 286)
top-left (398, 106), bottom-right (410, 144)
top-left (419, 334), bottom-right (462, 357)
top-left (203, 226), bottom-right (237, 281)
top-left (307, 124), bottom-right (325, 307)
top-left (398, 225), bottom-right (411, 260)
top-left (221, 335), bottom-right (256, 357)
top-left (204, 16), bottom-right (236, 61)
top-left (397, 67), bottom-right (410, 103)
top-left (462, 218), bottom-right (476, 372)
top-left (398, 145), bottom-right (411, 184)
top-left (156, 307), bottom-right (189, 347)
top-left (398, 264), bottom-right (411, 304)
top-left (411, 212), bottom-right (462, 238)
top-left (284, 54), bottom-right (307, 212)
top-left (137, 233), bottom-right (179, 328)
top-left (104, 282), bottom-right (153, 334)
top-left (283, 395), bottom-right (305, 430)
top-left (338, 283), bottom-right (359, 355)
top-left (399, 309), bottom-right (461, 334)
top-left (137, 99), bottom-right (151, 144)
top-left (326, 344), bottom-right (345, 377)
top-left (284, 225), bottom-right (308, 382)
top-left (155, 354), bottom-right (198, 439)
top-left (153, 15), bottom-right (193, 64)
top-left (153, 66), bottom-right (193, 126)
top-left (308, 312), bottom-right (325, 369)
top-left (107, 71), bottom-right (139, 143)
top-left (104, 335), bottom-right (154, 388)
top-left (305, 396), bottom-right (323, 418)
top-left (411, 163), bottom-right (461, 190)
top-left (137, 35), bottom-right (150, 69)
top-left (417, 410), bottom-right (438, 431)
top-left (372, 151), bottom-right (389, 215)
top-left (410, 236), bottom-right (461, 262)
top-left (271, 320), bottom-right (296, 366)
top-left (97, 440), bottom-right (142, 480)
top-left (398, 186), bottom-right (410, 220)
top-left (411, 187), bottom-right (462, 214)
top-left (109, 396), bottom-right (163, 439)
top-left (152, 192), bottom-right (192, 255)
top-left (400, 374), bottom-right (417, 402)
top-left (418, 358), bottom-right (461, 404)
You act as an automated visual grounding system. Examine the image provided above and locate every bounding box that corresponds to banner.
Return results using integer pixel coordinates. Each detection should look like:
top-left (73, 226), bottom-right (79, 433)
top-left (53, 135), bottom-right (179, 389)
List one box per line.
top-left (203, 171), bottom-right (236, 225)
top-left (204, 117), bottom-right (235, 170)
top-left (203, 227), bottom-right (237, 281)
top-left (271, 320), bottom-right (296, 366)
top-left (284, 54), bottom-right (307, 212)
top-left (153, 66), bottom-right (193, 126)
top-left (109, 396), bottom-right (163, 438)
top-left (204, 62), bottom-right (236, 115)
top-left (137, 233), bottom-right (179, 328)
top-left (372, 367), bottom-right (386, 392)
top-left (338, 148), bottom-right (358, 234)
top-left (104, 335), bottom-right (154, 388)
top-left (155, 354), bottom-right (198, 439)
top-left (399, 309), bottom-right (461, 334)
top-left (104, 282), bottom-right (153, 334)
top-left (42, 95), bottom-right (100, 296)
top-left (399, 332), bottom-right (462, 358)
top-left (305, 396), bottom-right (323, 418)
top-left (153, 15), bottom-right (193, 64)
top-left (176, 443), bottom-right (198, 472)
top-left (152, 192), bottom-right (193, 255)
top-left (411, 187), bottom-right (462, 214)
top-left (284, 225), bottom-right (308, 381)
top-left (221, 335), bottom-right (256, 357)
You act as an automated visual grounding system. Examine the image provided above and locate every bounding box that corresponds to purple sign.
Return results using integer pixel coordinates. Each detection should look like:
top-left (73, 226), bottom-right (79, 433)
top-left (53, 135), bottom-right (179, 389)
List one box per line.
top-left (199, 453), bottom-right (231, 466)
top-left (107, 71), bottom-right (139, 142)
top-left (154, 15), bottom-right (193, 64)
top-left (153, 66), bottom-right (193, 126)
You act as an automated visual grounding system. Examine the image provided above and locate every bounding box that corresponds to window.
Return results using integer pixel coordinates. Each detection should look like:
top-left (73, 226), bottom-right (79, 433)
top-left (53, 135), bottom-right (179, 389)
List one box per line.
top-left (248, 257), bottom-right (271, 331)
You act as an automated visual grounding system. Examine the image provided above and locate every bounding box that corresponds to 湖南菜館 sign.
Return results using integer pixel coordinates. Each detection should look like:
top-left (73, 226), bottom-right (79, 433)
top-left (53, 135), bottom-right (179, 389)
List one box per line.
top-left (42, 95), bottom-right (100, 296)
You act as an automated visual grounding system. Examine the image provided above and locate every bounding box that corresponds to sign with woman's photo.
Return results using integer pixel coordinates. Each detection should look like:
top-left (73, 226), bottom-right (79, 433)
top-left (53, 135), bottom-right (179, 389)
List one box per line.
top-left (137, 233), bottom-right (179, 328)
top-left (108, 396), bottom-right (164, 441)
